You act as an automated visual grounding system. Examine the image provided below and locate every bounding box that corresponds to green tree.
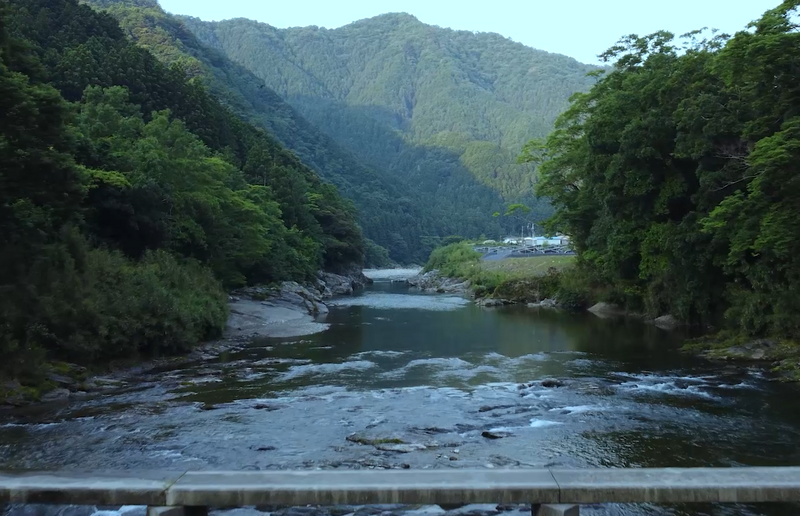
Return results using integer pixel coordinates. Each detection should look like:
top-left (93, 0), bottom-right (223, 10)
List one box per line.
top-left (529, 1), bottom-right (800, 335)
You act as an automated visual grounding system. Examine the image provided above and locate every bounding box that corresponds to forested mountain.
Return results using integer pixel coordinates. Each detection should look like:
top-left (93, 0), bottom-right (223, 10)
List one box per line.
top-left (532, 2), bottom-right (800, 338)
top-left (174, 14), bottom-right (600, 247)
top-left (0, 0), bottom-right (363, 376)
top-left (82, 0), bottom-right (441, 264)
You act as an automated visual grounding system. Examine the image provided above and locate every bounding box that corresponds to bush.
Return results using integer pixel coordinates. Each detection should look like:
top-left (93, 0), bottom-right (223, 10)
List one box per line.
top-left (0, 228), bottom-right (228, 377)
top-left (363, 238), bottom-right (393, 268)
top-left (554, 267), bottom-right (592, 311)
top-left (424, 244), bottom-right (596, 309)
top-left (424, 243), bottom-right (481, 274)
top-left (424, 243), bottom-right (504, 294)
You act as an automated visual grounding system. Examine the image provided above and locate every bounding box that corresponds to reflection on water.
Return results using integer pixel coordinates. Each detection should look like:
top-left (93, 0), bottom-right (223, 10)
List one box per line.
top-left (1, 279), bottom-right (800, 516)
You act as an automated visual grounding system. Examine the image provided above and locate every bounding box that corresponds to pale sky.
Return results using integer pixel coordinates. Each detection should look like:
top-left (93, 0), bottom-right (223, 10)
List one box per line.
top-left (158, 0), bottom-right (779, 64)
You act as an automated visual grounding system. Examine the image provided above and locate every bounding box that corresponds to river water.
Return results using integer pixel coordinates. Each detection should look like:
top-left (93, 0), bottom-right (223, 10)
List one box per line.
top-left (2, 269), bottom-right (800, 515)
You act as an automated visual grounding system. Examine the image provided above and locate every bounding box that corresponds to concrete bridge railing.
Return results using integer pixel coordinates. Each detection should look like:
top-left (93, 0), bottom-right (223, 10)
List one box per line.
top-left (2, 468), bottom-right (800, 516)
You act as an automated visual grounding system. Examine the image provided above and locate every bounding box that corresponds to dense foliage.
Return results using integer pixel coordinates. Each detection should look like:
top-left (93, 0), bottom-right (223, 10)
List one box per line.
top-left (529, 2), bottom-right (800, 337)
top-left (0, 0), bottom-right (363, 378)
top-left (177, 13), bottom-right (600, 259)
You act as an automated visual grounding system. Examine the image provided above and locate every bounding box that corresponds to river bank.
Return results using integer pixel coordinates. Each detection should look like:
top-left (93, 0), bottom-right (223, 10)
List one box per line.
top-left (1, 270), bottom-right (372, 407)
top-left (411, 247), bottom-right (800, 383)
top-left (682, 335), bottom-right (800, 382)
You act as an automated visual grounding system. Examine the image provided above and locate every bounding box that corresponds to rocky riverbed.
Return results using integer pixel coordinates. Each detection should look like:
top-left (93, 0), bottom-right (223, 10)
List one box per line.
top-left (227, 269), bottom-right (371, 339)
top-left (1, 269), bottom-right (372, 407)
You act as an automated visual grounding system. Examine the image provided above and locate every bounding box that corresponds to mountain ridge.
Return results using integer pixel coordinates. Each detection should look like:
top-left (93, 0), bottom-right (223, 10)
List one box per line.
top-left (180, 12), bottom-right (599, 205)
top-left (189, 11), bottom-right (590, 68)
top-left (84, 0), bottom-right (600, 261)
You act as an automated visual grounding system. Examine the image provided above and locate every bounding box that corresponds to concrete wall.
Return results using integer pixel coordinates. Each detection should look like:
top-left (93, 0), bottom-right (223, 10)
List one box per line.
top-left (2, 468), bottom-right (800, 507)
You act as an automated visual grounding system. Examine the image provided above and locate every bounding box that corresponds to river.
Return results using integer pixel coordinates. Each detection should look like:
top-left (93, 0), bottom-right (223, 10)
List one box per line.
top-left (2, 269), bottom-right (800, 516)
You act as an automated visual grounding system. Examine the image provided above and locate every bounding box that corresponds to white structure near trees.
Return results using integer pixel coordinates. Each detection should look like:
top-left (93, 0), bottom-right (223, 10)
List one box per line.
top-left (505, 235), bottom-right (571, 247)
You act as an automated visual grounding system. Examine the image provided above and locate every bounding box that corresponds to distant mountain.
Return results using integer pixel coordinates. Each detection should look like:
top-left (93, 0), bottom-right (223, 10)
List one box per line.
top-left (84, 1), bottom-right (599, 262)
top-left (180, 13), bottom-right (600, 209)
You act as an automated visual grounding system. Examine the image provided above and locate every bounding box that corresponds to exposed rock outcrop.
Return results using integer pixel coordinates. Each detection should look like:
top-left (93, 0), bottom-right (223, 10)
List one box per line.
top-left (407, 270), bottom-right (471, 294)
top-left (685, 336), bottom-right (800, 382)
top-left (587, 302), bottom-right (627, 317)
top-left (654, 314), bottom-right (681, 330)
top-left (477, 298), bottom-right (511, 307)
top-left (317, 268), bottom-right (373, 298)
top-left (227, 268), bottom-right (370, 339)
top-left (41, 388), bottom-right (70, 402)
top-left (703, 338), bottom-right (777, 361)
top-left (528, 298), bottom-right (558, 309)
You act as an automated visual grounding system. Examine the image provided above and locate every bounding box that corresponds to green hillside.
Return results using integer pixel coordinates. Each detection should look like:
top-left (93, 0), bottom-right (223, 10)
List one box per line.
top-left (81, 0), bottom-right (440, 264)
top-left (180, 13), bottom-right (599, 209)
top-left (0, 0), bottom-right (362, 375)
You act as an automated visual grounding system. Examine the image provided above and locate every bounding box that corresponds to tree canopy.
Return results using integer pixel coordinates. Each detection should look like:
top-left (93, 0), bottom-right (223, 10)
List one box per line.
top-left (529, 1), bottom-right (800, 337)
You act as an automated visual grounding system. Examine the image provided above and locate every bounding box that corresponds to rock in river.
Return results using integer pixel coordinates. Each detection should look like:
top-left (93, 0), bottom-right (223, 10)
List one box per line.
top-left (318, 267), bottom-right (373, 298)
top-left (41, 388), bottom-right (70, 402)
top-left (654, 314), bottom-right (681, 330)
top-left (540, 379), bottom-right (565, 388)
top-left (528, 298), bottom-right (558, 309)
top-left (705, 338), bottom-right (777, 361)
top-left (481, 430), bottom-right (510, 440)
top-left (374, 443), bottom-right (427, 453)
top-left (588, 302), bottom-right (627, 317)
top-left (477, 298), bottom-right (510, 308)
top-left (407, 270), bottom-right (471, 294)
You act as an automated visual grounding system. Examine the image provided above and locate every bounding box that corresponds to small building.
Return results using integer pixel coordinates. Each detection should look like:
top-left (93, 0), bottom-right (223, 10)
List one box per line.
top-left (523, 236), bottom-right (568, 247)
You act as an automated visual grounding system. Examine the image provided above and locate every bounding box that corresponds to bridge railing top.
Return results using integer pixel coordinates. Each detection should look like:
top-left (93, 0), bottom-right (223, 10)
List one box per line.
top-left (2, 468), bottom-right (800, 507)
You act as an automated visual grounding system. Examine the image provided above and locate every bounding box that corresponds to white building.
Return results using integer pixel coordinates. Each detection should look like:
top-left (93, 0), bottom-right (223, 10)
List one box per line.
top-left (505, 234), bottom-right (571, 247)
top-left (523, 236), bottom-right (569, 247)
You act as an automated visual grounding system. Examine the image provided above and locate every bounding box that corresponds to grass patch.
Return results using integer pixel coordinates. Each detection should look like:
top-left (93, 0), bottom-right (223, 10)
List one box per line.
top-left (423, 243), bottom-right (505, 295)
top-left (681, 331), bottom-right (750, 353)
top-left (481, 255), bottom-right (575, 279)
top-left (773, 358), bottom-right (800, 382)
top-left (424, 244), bottom-right (587, 303)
